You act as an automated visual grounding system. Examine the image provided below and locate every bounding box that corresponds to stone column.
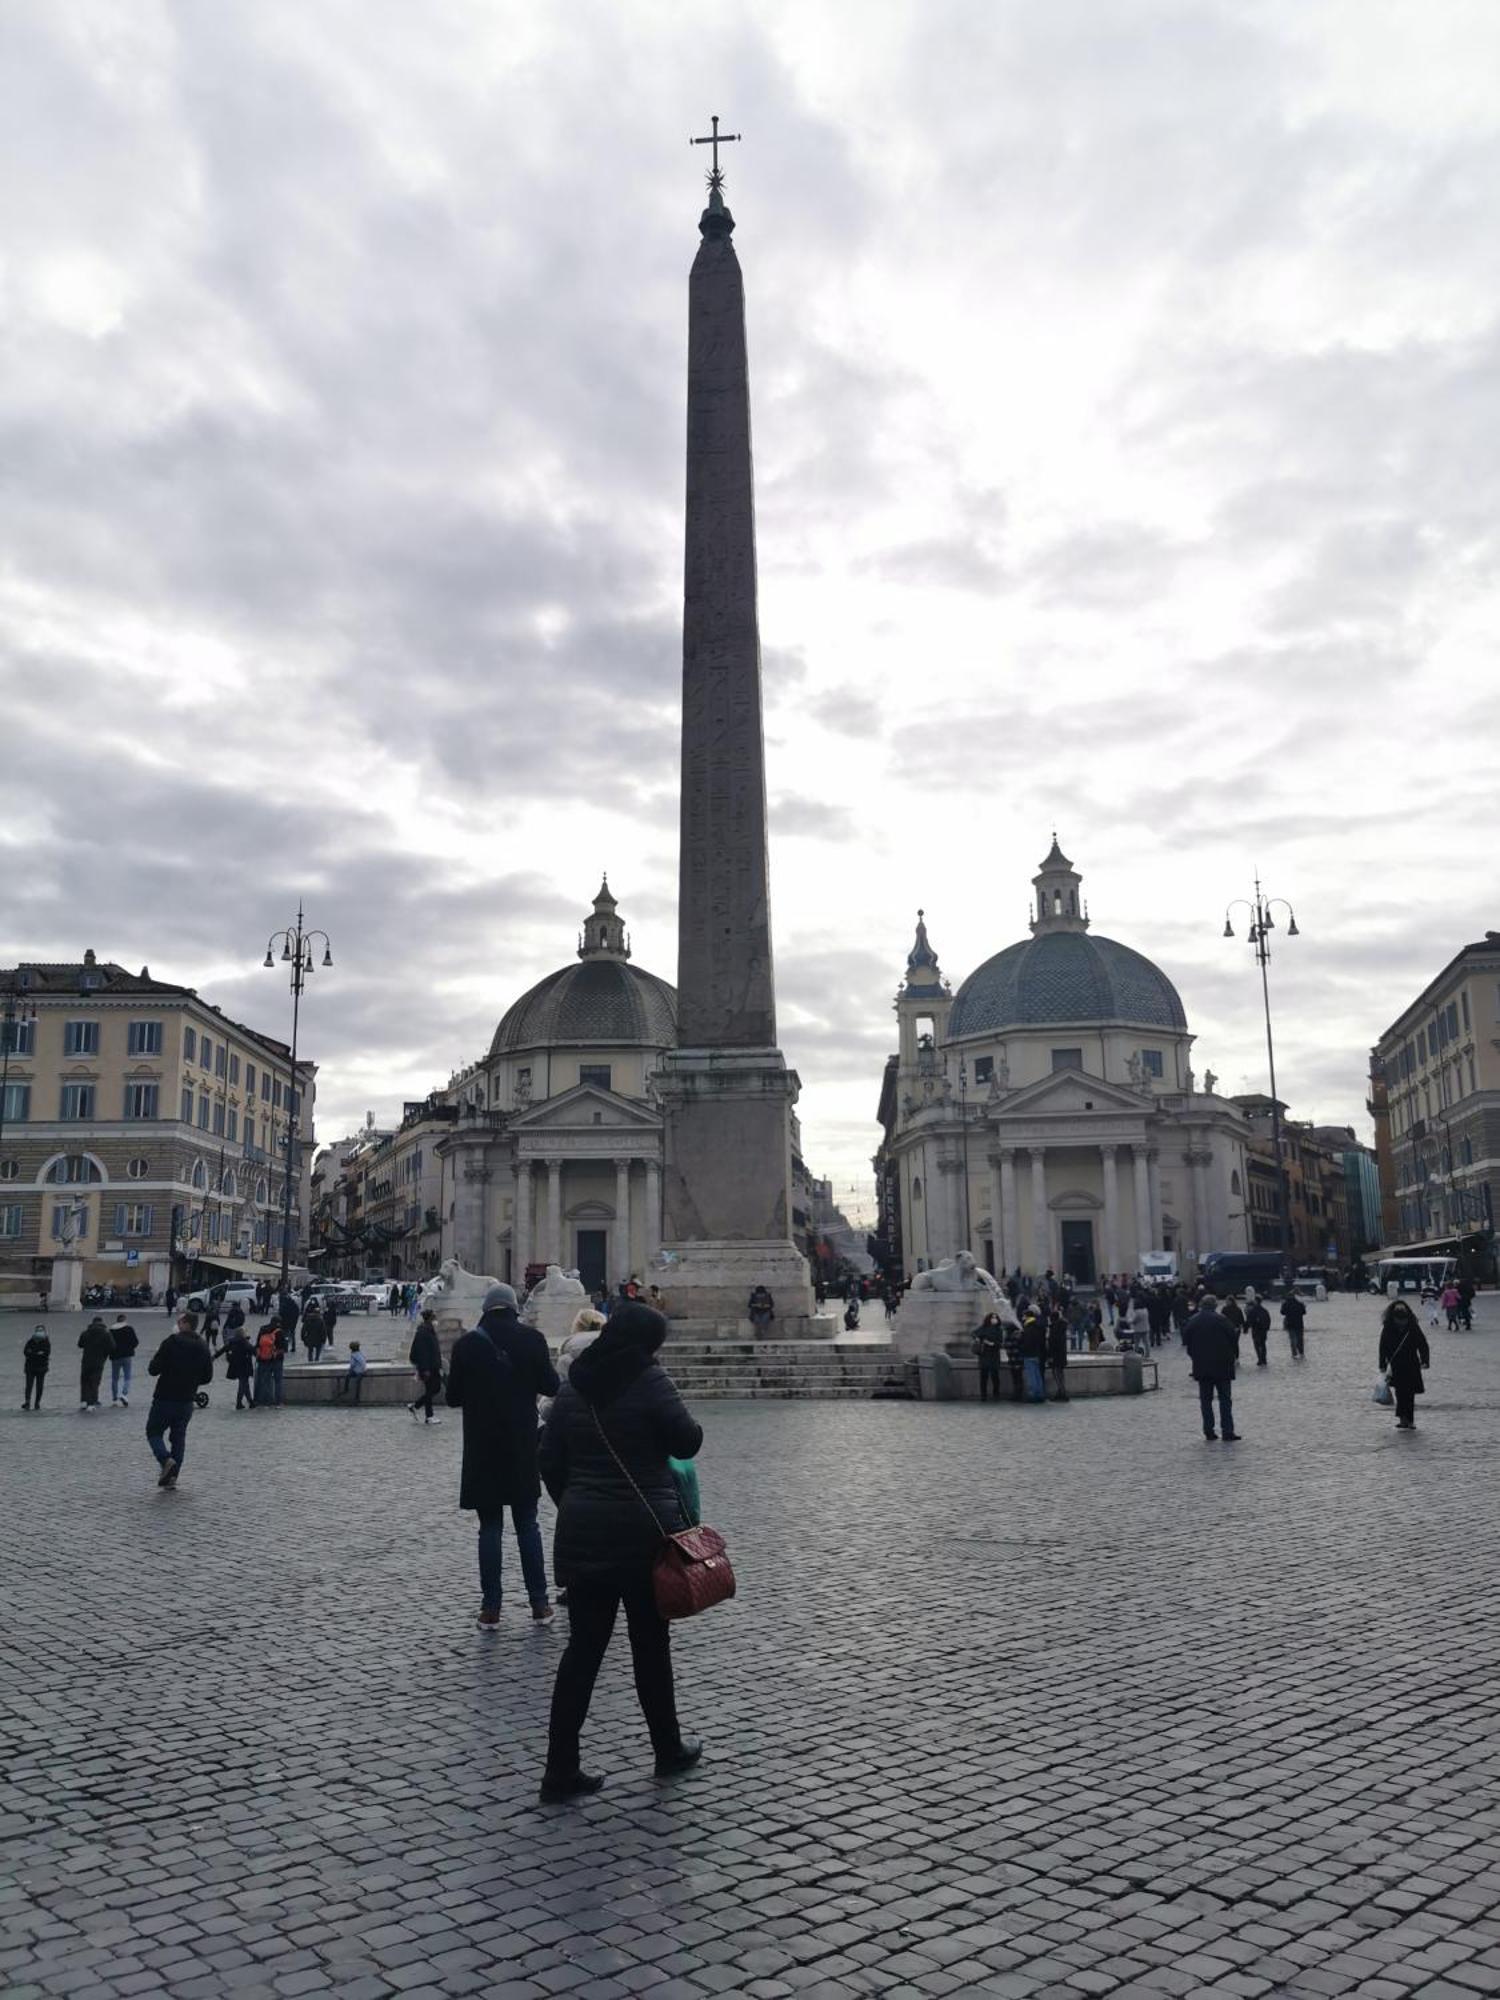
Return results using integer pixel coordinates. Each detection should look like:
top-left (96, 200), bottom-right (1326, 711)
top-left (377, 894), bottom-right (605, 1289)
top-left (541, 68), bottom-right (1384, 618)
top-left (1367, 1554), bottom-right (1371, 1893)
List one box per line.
top-left (614, 1157), bottom-right (633, 1283)
top-left (1132, 1145), bottom-right (1152, 1269)
top-left (987, 1154), bottom-right (1005, 1275)
top-left (1190, 1150), bottom-right (1211, 1265)
top-left (644, 1158), bottom-right (663, 1265)
top-left (1147, 1149), bottom-right (1163, 1247)
top-left (1100, 1144), bottom-right (1120, 1276)
top-left (1030, 1148), bottom-right (1049, 1274)
top-left (547, 1158), bottom-right (564, 1266)
top-left (513, 1158), bottom-right (531, 1279)
top-left (1000, 1150), bottom-right (1018, 1278)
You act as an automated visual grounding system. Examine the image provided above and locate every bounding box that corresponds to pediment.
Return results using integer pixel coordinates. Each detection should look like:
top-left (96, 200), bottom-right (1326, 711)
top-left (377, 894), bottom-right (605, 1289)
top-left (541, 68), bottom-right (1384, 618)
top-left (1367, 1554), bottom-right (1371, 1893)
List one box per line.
top-left (509, 1084), bottom-right (660, 1133)
top-left (1000, 1070), bottom-right (1147, 1118)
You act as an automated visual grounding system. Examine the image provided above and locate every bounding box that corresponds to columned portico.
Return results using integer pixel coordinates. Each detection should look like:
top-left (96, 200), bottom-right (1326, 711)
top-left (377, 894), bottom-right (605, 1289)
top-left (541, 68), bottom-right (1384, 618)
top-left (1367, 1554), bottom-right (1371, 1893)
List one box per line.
top-left (1147, 1149), bottom-right (1163, 1248)
top-left (644, 1159), bottom-right (662, 1264)
top-left (1030, 1147), bottom-right (1049, 1271)
top-left (1101, 1144), bottom-right (1120, 1273)
top-left (987, 1154), bottom-right (1005, 1271)
top-left (546, 1159), bottom-right (564, 1263)
top-left (1132, 1145), bottom-right (1152, 1267)
top-left (513, 1160), bottom-right (532, 1277)
top-left (1000, 1150), bottom-right (1019, 1273)
top-left (613, 1158), bottom-right (632, 1281)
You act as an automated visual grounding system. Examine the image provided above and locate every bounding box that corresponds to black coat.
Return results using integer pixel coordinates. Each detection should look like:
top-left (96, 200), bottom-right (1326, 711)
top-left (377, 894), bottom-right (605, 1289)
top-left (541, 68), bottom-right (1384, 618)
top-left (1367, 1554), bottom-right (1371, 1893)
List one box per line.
top-left (1281, 1296), bottom-right (1307, 1331)
top-left (24, 1333), bottom-right (50, 1371)
top-left (1379, 1316), bottom-right (1429, 1393)
top-left (78, 1320), bottom-right (114, 1363)
top-left (147, 1332), bottom-right (214, 1403)
top-left (539, 1343), bottom-right (702, 1588)
top-left (445, 1309), bottom-right (558, 1514)
top-left (223, 1331), bottom-right (254, 1381)
top-left (1245, 1304), bottom-right (1271, 1340)
top-left (110, 1323), bottom-right (139, 1359)
top-left (409, 1323), bottom-right (442, 1376)
top-left (1183, 1307), bottom-right (1240, 1383)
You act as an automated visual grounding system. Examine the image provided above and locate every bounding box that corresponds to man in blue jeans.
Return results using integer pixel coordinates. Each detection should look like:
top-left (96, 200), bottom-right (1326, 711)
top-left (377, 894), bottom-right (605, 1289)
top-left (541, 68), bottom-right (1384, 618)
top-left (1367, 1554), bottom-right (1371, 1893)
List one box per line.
top-left (145, 1311), bottom-right (215, 1487)
top-left (446, 1284), bottom-right (560, 1629)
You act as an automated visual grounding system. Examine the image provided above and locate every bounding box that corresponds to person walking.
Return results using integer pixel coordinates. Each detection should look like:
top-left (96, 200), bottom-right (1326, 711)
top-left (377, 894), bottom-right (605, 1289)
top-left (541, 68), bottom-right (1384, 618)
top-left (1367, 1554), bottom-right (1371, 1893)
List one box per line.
top-left (23, 1325), bottom-right (51, 1409)
top-left (1244, 1293), bottom-right (1271, 1368)
top-left (445, 1282), bottom-right (559, 1631)
top-left (77, 1315), bottom-right (113, 1411)
top-left (224, 1322), bottom-right (256, 1410)
top-left (1018, 1311), bottom-right (1047, 1403)
top-left (1379, 1298), bottom-right (1430, 1430)
top-left (277, 1290), bottom-right (301, 1356)
top-left (109, 1314), bottom-right (140, 1406)
top-left (252, 1321), bottom-right (279, 1406)
top-left (407, 1310), bottom-right (444, 1424)
top-left (1183, 1297), bottom-right (1241, 1442)
top-left (1280, 1291), bottom-right (1307, 1359)
top-left (223, 1299), bottom-right (246, 1346)
top-left (538, 1303), bottom-right (704, 1802)
top-left (145, 1312), bottom-right (214, 1487)
top-left (1046, 1310), bottom-right (1070, 1402)
top-left (301, 1303), bottom-right (327, 1364)
top-left (1440, 1282), bottom-right (1461, 1331)
top-left (324, 1296), bottom-right (340, 1351)
top-left (972, 1312), bottom-right (1005, 1403)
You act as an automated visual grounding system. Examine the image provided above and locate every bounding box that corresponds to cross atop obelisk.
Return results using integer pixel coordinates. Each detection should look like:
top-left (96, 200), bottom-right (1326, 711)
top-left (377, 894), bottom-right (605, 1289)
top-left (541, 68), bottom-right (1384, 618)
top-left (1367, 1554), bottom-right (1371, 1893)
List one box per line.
top-left (689, 113), bottom-right (741, 190)
top-left (654, 119), bottom-right (818, 1332)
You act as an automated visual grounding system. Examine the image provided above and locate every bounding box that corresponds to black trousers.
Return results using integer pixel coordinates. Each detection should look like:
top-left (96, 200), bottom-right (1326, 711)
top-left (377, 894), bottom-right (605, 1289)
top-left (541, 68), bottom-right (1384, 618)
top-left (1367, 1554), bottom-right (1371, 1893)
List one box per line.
top-left (547, 1572), bottom-right (680, 1775)
top-left (1250, 1331), bottom-right (1268, 1365)
top-left (1395, 1385), bottom-right (1417, 1425)
top-left (411, 1370), bottom-right (438, 1419)
top-left (24, 1364), bottom-right (46, 1407)
top-left (978, 1360), bottom-right (1002, 1401)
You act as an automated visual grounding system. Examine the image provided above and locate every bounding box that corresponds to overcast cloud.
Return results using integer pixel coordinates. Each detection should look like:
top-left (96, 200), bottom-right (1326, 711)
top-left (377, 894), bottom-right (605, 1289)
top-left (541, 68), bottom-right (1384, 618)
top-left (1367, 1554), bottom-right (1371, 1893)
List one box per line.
top-left (3, 0), bottom-right (1498, 1218)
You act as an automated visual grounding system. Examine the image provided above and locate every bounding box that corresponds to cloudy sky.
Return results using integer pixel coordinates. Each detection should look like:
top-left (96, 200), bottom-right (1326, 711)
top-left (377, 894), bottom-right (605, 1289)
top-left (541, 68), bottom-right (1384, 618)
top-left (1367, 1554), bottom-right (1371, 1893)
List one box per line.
top-left (4, 0), bottom-right (1498, 1217)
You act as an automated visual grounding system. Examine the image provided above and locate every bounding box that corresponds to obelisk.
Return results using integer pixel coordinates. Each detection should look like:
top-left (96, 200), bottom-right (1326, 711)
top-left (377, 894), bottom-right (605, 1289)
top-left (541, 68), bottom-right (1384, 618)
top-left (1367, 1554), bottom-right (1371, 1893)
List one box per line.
top-left (654, 122), bottom-right (817, 1333)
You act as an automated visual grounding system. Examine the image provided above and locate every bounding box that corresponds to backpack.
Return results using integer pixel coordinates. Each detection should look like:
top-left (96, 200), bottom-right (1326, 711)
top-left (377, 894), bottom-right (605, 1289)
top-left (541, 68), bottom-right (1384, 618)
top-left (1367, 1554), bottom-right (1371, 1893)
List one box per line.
top-left (256, 1328), bottom-right (278, 1364)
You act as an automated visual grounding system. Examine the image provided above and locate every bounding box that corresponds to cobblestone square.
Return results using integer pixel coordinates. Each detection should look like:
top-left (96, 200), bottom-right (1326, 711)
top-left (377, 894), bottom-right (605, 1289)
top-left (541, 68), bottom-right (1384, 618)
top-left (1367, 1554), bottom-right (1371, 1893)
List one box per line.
top-left (3, 1297), bottom-right (1499, 1999)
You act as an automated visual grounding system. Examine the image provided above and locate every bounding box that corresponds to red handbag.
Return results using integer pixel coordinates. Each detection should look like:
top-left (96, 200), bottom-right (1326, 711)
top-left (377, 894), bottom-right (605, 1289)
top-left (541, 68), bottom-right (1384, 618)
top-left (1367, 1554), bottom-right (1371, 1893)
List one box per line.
top-left (591, 1409), bottom-right (736, 1621)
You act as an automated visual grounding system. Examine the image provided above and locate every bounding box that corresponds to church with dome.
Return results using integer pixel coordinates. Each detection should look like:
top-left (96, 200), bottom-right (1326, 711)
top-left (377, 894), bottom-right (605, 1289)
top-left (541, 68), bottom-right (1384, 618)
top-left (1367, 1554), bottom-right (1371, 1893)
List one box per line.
top-left (874, 841), bottom-right (1253, 1285)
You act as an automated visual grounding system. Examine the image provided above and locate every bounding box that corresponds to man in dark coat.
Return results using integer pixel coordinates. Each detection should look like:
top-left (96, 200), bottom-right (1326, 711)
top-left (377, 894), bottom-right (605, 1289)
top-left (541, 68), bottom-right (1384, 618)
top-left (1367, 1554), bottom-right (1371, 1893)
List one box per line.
top-left (1244, 1294), bottom-right (1272, 1367)
top-left (77, 1315), bottom-right (113, 1411)
top-left (145, 1312), bottom-right (215, 1486)
top-left (1280, 1291), bottom-right (1307, 1359)
top-left (407, 1309), bottom-right (444, 1424)
top-left (1183, 1300), bottom-right (1241, 1441)
top-left (971, 1313), bottom-right (1005, 1402)
top-left (446, 1282), bottom-right (559, 1628)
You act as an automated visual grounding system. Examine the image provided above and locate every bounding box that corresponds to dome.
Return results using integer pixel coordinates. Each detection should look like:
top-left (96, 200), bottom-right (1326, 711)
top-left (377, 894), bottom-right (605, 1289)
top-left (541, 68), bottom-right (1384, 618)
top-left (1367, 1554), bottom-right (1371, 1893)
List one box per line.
top-left (490, 956), bottom-right (677, 1057)
top-left (948, 930), bottom-right (1187, 1038)
top-left (489, 882), bottom-right (676, 1057)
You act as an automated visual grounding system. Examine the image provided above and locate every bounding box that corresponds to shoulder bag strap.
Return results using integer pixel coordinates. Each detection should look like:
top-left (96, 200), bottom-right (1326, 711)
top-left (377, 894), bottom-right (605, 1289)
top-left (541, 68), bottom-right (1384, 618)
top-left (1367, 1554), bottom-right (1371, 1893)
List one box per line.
top-left (590, 1402), bottom-right (669, 1540)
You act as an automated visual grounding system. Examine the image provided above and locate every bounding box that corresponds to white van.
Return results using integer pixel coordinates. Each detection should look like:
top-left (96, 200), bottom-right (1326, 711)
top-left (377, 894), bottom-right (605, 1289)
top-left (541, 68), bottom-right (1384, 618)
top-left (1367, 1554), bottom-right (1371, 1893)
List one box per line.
top-left (1138, 1251), bottom-right (1179, 1285)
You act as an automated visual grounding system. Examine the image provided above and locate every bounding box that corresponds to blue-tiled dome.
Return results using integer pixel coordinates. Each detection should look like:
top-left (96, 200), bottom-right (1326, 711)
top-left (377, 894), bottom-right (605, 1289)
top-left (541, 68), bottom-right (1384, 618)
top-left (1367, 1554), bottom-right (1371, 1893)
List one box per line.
top-left (948, 931), bottom-right (1186, 1037)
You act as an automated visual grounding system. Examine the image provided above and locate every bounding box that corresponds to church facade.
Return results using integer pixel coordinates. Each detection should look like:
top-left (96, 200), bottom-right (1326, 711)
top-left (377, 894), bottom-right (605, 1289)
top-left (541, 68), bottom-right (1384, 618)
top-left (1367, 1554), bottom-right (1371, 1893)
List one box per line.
top-left (875, 842), bottom-right (1252, 1285)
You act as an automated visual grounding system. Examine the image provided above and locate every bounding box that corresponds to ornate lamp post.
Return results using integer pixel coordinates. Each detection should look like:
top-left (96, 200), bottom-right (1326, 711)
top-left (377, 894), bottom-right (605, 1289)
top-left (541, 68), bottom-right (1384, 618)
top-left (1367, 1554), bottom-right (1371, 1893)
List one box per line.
top-left (1223, 879), bottom-right (1300, 1286)
top-left (0, 980), bottom-right (38, 1159)
top-left (263, 907), bottom-right (332, 1292)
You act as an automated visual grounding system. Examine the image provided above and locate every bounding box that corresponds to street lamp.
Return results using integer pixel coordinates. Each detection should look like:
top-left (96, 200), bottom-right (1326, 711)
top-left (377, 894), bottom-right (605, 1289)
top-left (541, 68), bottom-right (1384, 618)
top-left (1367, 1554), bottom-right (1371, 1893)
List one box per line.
top-left (1223, 877), bottom-right (1300, 1287)
top-left (957, 1054), bottom-right (973, 1254)
top-left (0, 980), bottom-right (38, 1160)
top-left (263, 906), bottom-right (333, 1292)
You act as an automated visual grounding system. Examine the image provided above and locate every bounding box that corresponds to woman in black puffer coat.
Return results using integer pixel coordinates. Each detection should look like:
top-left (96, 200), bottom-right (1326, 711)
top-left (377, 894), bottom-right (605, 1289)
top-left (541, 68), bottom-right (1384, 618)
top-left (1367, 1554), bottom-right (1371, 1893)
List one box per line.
top-left (537, 1304), bottom-right (703, 1802)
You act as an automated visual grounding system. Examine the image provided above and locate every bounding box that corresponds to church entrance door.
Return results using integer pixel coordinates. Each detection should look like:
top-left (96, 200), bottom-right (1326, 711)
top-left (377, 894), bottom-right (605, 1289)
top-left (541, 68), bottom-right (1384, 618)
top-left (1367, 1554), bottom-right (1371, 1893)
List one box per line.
top-left (576, 1228), bottom-right (607, 1295)
top-left (1059, 1220), bottom-right (1096, 1288)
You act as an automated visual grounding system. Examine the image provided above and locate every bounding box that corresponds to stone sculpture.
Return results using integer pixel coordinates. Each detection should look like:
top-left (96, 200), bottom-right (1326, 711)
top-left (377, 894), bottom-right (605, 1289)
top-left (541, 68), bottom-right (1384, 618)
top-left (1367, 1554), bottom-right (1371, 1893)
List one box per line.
top-left (419, 1258), bottom-right (499, 1327)
top-left (908, 1250), bottom-right (1005, 1300)
top-left (522, 1263), bottom-right (589, 1343)
top-left (895, 1253), bottom-right (1018, 1360)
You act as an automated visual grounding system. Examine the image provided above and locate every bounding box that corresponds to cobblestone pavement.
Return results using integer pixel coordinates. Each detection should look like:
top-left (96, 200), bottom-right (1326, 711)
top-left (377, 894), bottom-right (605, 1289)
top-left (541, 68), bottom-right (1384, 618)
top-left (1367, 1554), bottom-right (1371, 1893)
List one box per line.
top-left (3, 1295), bottom-right (1499, 2000)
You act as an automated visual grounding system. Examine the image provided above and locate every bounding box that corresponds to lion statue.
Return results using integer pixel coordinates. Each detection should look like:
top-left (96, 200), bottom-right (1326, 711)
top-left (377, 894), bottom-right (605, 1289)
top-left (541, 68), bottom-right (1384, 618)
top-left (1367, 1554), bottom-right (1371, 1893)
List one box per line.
top-left (419, 1258), bottom-right (500, 1327)
top-left (522, 1263), bottom-right (590, 1342)
top-left (910, 1251), bottom-right (1005, 1299)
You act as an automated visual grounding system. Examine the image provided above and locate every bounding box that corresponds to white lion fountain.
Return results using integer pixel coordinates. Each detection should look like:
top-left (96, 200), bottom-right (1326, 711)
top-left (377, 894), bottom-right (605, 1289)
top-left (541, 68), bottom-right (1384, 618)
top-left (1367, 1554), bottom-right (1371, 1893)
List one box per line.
top-left (418, 1258), bottom-right (501, 1340)
top-left (894, 1252), bottom-right (1019, 1359)
top-left (521, 1263), bottom-right (590, 1344)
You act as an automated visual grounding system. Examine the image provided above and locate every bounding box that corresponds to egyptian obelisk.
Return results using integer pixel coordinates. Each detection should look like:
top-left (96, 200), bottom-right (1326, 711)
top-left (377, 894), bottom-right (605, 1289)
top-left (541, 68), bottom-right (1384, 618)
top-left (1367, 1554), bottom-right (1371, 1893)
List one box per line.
top-left (655, 121), bottom-right (817, 1332)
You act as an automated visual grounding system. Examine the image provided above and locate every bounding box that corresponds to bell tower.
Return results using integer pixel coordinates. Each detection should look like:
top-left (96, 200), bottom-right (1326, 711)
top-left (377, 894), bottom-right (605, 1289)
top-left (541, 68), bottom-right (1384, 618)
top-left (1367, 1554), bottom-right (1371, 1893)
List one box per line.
top-left (896, 911), bottom-right (953, 1075)
top-left (1030, 836), bottom-right (1089, 935)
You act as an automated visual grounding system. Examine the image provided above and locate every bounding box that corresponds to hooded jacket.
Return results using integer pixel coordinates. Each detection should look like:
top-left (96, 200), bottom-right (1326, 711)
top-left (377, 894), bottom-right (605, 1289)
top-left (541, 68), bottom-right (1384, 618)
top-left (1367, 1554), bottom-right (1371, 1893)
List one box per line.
top-left (539, 1328), bottom-right (702, 1586)
top-left (147, 1330), bottom-right (214, 1403)
top-left (78, 1319), bottom-right (114, 1364)
top-left (445, 1307), bottom-right (558, 1513)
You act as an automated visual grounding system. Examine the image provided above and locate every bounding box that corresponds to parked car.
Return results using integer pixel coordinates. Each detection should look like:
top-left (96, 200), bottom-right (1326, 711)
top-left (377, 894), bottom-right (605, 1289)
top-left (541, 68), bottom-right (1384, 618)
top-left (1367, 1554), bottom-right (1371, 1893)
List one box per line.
top-left (186, 1280), bottom-right (259, 1315)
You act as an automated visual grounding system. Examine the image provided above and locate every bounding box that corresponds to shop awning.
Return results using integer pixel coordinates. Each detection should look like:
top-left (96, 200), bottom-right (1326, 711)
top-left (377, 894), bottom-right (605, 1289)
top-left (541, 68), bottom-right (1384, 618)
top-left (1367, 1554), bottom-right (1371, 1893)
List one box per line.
top-left (196, 1254), bottom-right (281, 1279)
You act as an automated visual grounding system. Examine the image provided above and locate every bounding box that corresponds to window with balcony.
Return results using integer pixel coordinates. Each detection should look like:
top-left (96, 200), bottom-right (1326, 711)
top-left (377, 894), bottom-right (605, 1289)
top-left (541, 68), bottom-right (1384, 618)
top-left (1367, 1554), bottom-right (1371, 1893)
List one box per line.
top-left (124, 1082), bottom-right (159, 1120)
top-left (60, 1083), bottom-right (95, 1120)
top-left (63, 1020), bottom-right (99, 1057)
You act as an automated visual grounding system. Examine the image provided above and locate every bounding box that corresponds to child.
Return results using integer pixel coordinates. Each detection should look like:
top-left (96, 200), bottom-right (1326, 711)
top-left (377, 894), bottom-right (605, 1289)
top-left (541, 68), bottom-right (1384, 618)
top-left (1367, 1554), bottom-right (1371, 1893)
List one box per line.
top-left (333, 1341), bottom-right (368, 1402)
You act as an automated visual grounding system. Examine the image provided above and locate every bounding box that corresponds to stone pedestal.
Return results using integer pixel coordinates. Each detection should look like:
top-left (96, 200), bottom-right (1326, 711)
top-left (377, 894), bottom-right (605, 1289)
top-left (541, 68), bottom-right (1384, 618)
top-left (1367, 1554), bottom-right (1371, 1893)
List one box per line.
top-left (892, 1289), bottom-right (1016, 1360)
top-left (656, 1047), bottom-right (816, 1326)
top-left (48, 1255), bottom-right (83, 1311)
top-left (522, 1267), bottom-right (590, 1344)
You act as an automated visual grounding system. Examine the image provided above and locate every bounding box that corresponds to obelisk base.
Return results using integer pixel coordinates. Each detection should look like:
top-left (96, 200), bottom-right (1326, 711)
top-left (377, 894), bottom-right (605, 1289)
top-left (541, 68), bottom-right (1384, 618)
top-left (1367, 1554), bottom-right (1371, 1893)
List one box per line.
top-left (654, 1046), bottom-right (817, 1325)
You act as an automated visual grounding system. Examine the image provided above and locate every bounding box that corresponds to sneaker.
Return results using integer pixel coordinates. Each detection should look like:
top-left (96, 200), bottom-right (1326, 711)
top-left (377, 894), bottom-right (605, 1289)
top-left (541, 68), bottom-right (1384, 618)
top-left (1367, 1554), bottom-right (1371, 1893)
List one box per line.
top-left (79, 1402), bottom-right (90, 1413)
top-left (156, 1458), bottom-right (179, 1487)
top-left (425, 1415), bottom-right (442, 1426)
top-left (655, 1737), bottom-right (704, 1778)
top-left (538, 1770), bottom-right (604, 1803)
top-left (476, 1608), bottom-right (501, 1632)
top-left (120, 1396), bottom-right (128, 1408)
top-left (531, 1603), bottom-right (555, 1626)
top-left (406, 1403), bottom-right (419, 1420)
